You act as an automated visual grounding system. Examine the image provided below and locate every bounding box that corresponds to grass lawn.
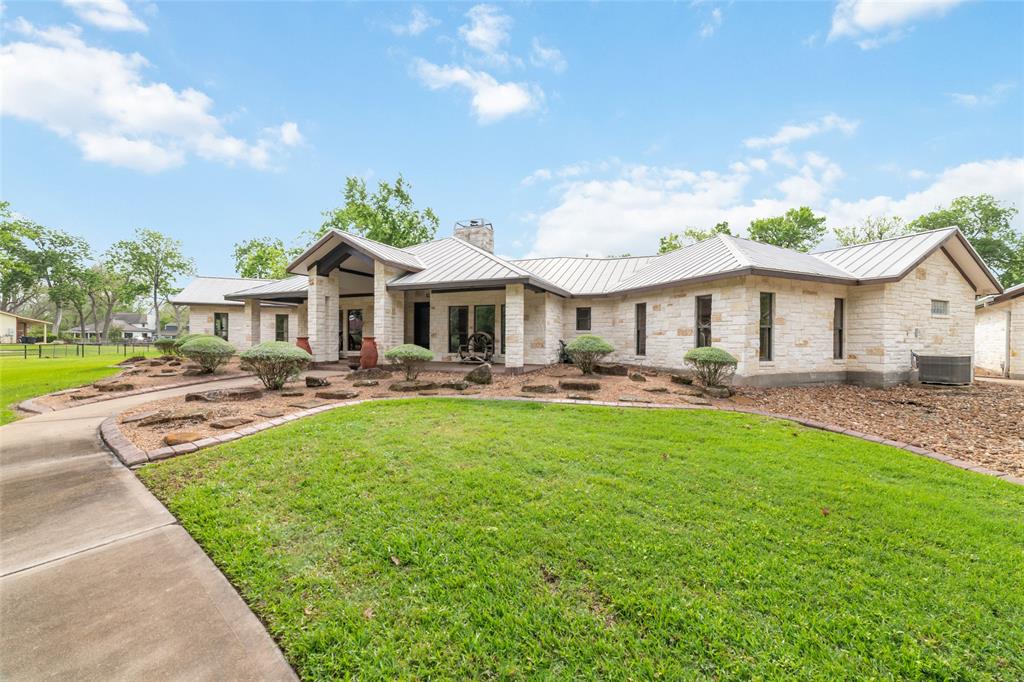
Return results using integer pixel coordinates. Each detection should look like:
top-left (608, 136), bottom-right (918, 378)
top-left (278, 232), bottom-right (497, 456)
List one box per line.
top-left (0, 352), bottom-right (153, 424)
top-left (139, 400), bottom-right (1024, 680)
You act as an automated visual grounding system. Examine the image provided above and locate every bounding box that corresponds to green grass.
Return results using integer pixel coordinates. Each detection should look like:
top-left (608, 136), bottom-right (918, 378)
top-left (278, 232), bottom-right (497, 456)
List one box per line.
top-left (0, 352), bottom-right (154, 424)
top-left (139, 400), bottom-right (1024, 680)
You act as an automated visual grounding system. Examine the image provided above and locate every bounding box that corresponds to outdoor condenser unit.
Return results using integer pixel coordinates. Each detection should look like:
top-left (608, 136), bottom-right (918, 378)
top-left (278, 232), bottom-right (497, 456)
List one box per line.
top-left (913, 353), bottom-right (973, 385)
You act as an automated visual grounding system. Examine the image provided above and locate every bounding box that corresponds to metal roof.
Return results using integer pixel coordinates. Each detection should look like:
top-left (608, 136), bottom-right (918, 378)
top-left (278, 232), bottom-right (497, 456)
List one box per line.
top-left (726, 236), bottom-right (856, 279)
top-left (977, 282), bottom-right (1023, 307)
top-left (287, 229), bottom-right (424, 275)
top-left (813, 228), bottom-right (957, 279)
top-left (170, 276), bottom-right (274, 307)
top-left (513, 255), bottom-right (657, 295)
top-left (610, 236), bottom-right (751, 293)
top-left (226, 276), bottom-right (309, 300)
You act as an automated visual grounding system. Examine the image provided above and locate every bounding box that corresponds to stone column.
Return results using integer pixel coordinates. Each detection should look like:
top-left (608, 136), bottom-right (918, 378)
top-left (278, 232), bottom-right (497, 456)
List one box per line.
top-left (373, 262), bottom-right (405, 356)
top-left (244, 299), bottom-right (261, 350)
top-left (296, 301), bottom-right (308, 339)
top-left (504, 283), bottom-right (525, 372)
top-left (308, 272), bottom-right (339, 362)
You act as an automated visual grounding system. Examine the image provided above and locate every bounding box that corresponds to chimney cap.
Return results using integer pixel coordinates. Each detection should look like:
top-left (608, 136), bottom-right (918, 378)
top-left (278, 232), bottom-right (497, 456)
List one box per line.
top-left (455, 219), bottom-right (493, 231)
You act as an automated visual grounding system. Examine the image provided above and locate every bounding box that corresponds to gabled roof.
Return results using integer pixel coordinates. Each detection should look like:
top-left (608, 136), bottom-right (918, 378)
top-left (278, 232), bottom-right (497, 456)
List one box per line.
top-left (977, 282), bottom-right (1023, 308)
top-left (513, 255), bottom-right (656, 295)
top-left (226, 276), bottom-right (309, 302)
top-left (170, 276), bottom-right (276, 307)
top-left (288, 229), bottom-right (425, 275)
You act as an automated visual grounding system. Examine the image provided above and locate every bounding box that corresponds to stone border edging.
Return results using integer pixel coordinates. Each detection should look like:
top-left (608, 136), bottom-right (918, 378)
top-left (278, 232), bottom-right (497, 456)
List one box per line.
top-left (99, 394), bottom-right (1024, 486)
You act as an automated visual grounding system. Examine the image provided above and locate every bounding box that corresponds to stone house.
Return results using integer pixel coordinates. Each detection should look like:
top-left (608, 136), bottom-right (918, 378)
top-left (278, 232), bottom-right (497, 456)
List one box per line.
top-left (173, 222), bottom-right (1002, 386)
top-left (974, 283), bottom-right (1023, 379)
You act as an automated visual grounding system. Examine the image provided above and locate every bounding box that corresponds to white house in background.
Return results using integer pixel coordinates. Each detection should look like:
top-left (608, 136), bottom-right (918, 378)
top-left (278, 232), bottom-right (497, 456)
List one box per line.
top-left (69, 312), bottom-right (155, 340)
top-left (173, 222), bottom-right (1001, 386)
top-left (975, 283), bottom-right (1023, 379)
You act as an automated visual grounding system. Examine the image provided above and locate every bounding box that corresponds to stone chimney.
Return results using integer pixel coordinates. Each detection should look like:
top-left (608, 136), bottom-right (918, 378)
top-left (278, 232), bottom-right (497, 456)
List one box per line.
top-left (454, 219), bottom-right (494, 253)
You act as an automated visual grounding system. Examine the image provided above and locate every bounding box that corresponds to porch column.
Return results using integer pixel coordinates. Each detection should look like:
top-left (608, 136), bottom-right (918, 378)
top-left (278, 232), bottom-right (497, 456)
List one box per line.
top-left (296, 301), bottom-right (308, 339)
top-left (373, 262), bottom-right (405, 356)
top-left (244, 299), bottom-right (261, 350)
top-left (504, 283), bottom-right (525, 372)
top-left (308, 271), bottom-right (340, 362)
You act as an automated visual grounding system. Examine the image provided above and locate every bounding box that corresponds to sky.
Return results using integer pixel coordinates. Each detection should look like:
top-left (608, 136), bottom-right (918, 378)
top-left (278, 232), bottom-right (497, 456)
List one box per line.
top-left (2, 0), bottom-right (1023, 279)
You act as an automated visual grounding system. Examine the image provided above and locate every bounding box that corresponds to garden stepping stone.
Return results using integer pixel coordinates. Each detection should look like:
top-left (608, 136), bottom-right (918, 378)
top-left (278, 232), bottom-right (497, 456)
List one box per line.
top-left (643, 386), bottom-right (669, 393)
top-left (138, 410), bottom-right (208, 427)
top-left (559, 379), bottom-right (600, 392)
top-left (306, 376), bottom-right (330, 387)
top-left (185, 387), bottom-right (262, 402)
top-left (438, 380), bottom-right (469, 390)
top-left (255, 408), bottom-right (286, 418)
top-left (594, 363), bottom-right (627, 376)
top-left (464, 363), bottom-right (493, 385)
top-left (522, 384), bottom-right (558, 394)
top-left (121, 410), bottom-right (160, 424)
top-left (280, 391), bottom-right (304, 397)
top-left (703, 386), bottom-right (733, 399)
top-left (389, 380), bottom-right (437, 392)
top-left (316, 390), bottom-right (359, 400)
top-left (618, 395), bottom-right (653, 404)
top-left (628, 372), bottom-right (647, 382)
top-left (567, 393), bottom-right (594, 401)
top-left (670, 374), bottom-right (695, 385)
top-left (352, 380), bottom-right (379, 387)
top-left (210, 417), bottom-right (254, 430)
top-left (163, 431), bottom-right (205, 446)
top-left (289, 400), bottom-right (326, 409)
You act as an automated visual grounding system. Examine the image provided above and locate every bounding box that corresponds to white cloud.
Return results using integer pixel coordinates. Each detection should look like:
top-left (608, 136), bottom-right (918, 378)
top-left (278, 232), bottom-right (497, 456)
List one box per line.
top-left (390, 6), bottom-right (440, 37)
top-left (744, 114), bottom-right (859, 149)
top-left (908, 168), bottom-right (929, 180)
top-left (949, 82), bottom-right (1016, 107)
top-left (747, 157), bottom-right (769, 172)
top-left (459, 4), bottom-right (513, 65)
top-left (0, 19), bottom-right (297, 172)
top-left (700, 7), bottom-right (723, 38)
top-left (829, 0), bottom-right (964, 48)
top-left (62, 0), bottom-right (148, 32)
top-left (530, 38), bottom-right (566, 73)
top-left (413, 58), bottom-right (541, 123)
top-left (275, 121), bottom-right (304, 146)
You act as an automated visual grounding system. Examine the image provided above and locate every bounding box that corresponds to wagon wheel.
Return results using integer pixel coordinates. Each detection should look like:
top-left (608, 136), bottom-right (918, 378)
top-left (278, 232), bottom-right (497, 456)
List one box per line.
top-left (459, 331), bottom-right (494, 363)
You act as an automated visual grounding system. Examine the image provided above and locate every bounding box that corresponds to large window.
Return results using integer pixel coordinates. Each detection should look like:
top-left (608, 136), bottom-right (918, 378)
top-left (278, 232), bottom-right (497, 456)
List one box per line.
top-left (635, 303), bottom-right (647, 356)
top-left (695, 295), bottom-right (712, 347)
top-left (833, 298), bottom-right (845, 359)
top-left (448, 306), bottom-right (468, 353)
top-left (213, 312), bottom-right (229, 340)
top-left (275, 314), bottom-right (288, 342)
top-left (346, 310), bottom-right (363, 351)
top-left (759, 292), bottom-right (774, 361)
top-left (474, 305), bottom-right (495, 342)
top-left (576, 307), bottom-right (592, 331)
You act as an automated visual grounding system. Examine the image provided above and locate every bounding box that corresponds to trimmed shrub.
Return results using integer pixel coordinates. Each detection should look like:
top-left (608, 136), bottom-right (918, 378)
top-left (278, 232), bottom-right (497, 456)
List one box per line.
top-left (172, 333), bottom-right (202, 356)
top-left (565, 335), bottom-right (615, 375)
top-left (383, 344), bottom-right (434, 380)
top-left (684, 347), bottom-right (738, 387)
top-left (153, 338), bottom-right (177, 354)
top-left (179, 335), bottom-right (235, 374)
top-left (240, 341), bottom-right (313, 389)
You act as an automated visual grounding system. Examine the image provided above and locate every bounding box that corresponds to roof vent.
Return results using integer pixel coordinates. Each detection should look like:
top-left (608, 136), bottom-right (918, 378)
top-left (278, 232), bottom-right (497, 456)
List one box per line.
top-left (454, 219), bottom-right (494, 253)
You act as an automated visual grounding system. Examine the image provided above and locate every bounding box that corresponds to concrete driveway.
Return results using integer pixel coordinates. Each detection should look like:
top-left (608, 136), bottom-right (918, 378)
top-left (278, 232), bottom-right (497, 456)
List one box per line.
top-left (0, 377), bottom-right (297, 681)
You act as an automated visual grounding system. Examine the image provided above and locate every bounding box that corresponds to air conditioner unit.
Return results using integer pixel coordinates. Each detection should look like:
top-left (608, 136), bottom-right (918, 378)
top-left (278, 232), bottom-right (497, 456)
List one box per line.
top-left (913, 354), bottom-right (972, 385)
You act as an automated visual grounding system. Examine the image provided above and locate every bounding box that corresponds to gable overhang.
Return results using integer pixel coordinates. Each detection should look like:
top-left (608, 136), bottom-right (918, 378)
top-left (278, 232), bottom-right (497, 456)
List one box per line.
top-left (286, 230), bottom-right (424, 277)
top-left (978, 284), bottom-right (1024, 308)
top-left (855, 230), bottom-right (1002, 294)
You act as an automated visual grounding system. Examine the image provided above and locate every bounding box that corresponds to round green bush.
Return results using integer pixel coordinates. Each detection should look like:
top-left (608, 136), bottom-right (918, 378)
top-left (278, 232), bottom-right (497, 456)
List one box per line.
top-left (240, 341), bottom-right (313, 389)
top-left (153, 338), bottom-right (177, 354)
top-left (384, 343), bottom-right (434, 380)
top-left (565, 334), bottom-right (615, 375)
top-left (172, 332), bottom-right (202, 356)
top-left (179, 335), bottom-right (235, 373)
top-left (683, 347), bottom-right (738, 387)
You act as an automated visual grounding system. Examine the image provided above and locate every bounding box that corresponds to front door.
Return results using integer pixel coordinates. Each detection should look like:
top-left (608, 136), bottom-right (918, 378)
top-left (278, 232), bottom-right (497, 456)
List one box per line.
top-left (414, 302), bottom-right (430, 348)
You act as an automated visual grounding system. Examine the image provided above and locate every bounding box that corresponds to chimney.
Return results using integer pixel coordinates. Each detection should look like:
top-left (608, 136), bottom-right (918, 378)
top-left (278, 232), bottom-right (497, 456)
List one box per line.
top-left (454, 219), bottom-right (494, 253)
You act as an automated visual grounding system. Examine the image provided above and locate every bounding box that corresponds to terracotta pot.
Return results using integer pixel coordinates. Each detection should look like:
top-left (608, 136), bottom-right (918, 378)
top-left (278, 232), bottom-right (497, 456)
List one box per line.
top-left (360, 337), bottom-right (378, 369)
top-left (296, 336), bottom-right (312, 354)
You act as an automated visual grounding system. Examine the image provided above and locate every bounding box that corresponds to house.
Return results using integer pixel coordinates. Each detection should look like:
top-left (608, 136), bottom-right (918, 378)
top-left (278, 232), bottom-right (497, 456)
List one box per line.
top-left (974, 283), bottom-right (1023, 379)
top-left (69, 312), bottom-right (155, 341)
top-left (0, 310), bottom-right (50, 343)
top-left (175, 222), bottom-right (1001, 386)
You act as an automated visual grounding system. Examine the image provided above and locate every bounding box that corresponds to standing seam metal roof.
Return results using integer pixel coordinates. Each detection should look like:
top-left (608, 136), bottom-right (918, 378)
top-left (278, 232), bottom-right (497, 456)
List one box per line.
top-left (811, 228), bottom-right (956, 279)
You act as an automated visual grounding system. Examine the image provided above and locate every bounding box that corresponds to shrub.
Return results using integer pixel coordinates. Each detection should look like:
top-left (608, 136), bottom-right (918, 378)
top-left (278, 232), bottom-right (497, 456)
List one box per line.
top-left (383, 344), bottom-right (434, 380)
top-left (172, 333), bottom-right (201, 356)
top-left (179, 335), bottom-right (235, 373)
top-left (153, 338), bottom-right (177, 354)
top-left (684, 347), bottom-right (738, 387)
top-left (240, 341), bottom-right (313, 389)
top-left (565, 335), bottom-right (615, 375)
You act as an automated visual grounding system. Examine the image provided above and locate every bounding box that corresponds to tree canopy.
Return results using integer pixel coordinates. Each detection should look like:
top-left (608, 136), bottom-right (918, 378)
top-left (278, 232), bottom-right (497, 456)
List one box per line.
top-left (318, 175), bottom-right (439, 247)
top-left (233, 237), bottom-right (300, 279)
top-left (833, 216), bottom-right (907, 247)
top-left (748, 207), bottom-right (827, 252)
top-left (108, 228), bottom-right (195, 333)
top-left (658, 222), bottom-right (733, 254)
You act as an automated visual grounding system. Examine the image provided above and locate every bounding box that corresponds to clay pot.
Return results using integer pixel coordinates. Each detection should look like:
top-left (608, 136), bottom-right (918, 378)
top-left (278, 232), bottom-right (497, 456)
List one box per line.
top-left (360, 337), bottom-right (378, 369)
top-left (296, 337), bottom-right (312, 354)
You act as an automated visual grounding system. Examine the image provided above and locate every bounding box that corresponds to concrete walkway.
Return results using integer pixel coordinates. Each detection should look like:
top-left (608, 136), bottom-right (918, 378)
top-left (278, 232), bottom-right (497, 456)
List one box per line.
top-left (0, 377), bottom-right (297, 681)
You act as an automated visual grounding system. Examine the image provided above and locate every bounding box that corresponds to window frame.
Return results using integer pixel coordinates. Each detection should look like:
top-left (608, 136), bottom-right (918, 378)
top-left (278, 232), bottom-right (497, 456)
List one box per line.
top-left (345, 309), bottom-right (363, 351)
top-left (213, 312), bottom-right (229, 341)
top-left (275, 314), bottom-right (288, 342)
top-left (575, 307), bottom-right (592, 331)
top-left (635, 302), bottom-right (647, 356)
top-left (500, 304), bottom-right (506, 354)
top-left (448, 306), bottom-right (469, 354)
top-left (695, 295), bottom-right (712, 348)
top-left (931, 299), bottom-right (950, 316)
top-left (833, 298), bottom-right (845, 359)
top-left (759, 292), bottom-right (774, 362)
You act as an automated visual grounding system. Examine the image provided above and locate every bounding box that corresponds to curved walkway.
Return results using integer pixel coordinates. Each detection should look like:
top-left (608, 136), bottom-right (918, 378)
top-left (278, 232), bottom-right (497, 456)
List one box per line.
top-left (0, 376), bottom-right (296, 681)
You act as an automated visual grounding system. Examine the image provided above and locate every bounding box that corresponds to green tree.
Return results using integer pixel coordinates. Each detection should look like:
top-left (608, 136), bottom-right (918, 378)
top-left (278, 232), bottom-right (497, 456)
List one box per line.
top-left (319, 175), bottom-right (439, 247)
top-left (108, 228), bottom-right (195, 334)
top-left (90, 262), bottom-right (144, 341)
top-left (233, 237), bottom-right (300, 279)
top-left (907, 195), bottom-right (1022, 287)
top-left (833, 216), bottom-right (908, 246)
top-left (659, 222), bottom-right (733, 253)
top-left (748, 207), bottom-right (827, 252)
top-left (0, 201), bottom-right (42, 312)
top-left (27, 225), bottom-right (91, 332)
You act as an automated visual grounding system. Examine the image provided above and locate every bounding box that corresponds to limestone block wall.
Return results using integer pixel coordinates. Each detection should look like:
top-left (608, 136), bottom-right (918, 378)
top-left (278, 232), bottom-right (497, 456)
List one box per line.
top-left (339, 295), bottom-right (374, 360)
top-left (504, 284), bottom-right (525, 368)
top-left (187, 305), bottom-right (298, 351)
top-left (373, 263), bottom-right (405, 356)
top-left (426, 289), bottom-right (508, 362)
top-left (1011, 298), bottom-right (1024, 379)
top-left (975, 304), bottom-right (1009, 376)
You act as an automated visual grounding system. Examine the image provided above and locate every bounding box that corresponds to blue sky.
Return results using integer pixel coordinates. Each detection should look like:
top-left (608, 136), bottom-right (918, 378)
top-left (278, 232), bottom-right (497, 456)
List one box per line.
top-left (2, 0), bottom-right (1022, 278)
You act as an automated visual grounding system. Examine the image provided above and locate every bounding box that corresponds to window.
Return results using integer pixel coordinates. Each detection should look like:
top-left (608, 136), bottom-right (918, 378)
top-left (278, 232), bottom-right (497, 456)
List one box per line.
top-left (474, 305), bottom-right (495, 342)
top-left (635, 303), bottom-right (647, 356)
top-left (695, 295), bottom-right (712, 347)
top-left (833, 298), bottom-right (845, 359)
top-left (759, 292), bottom-right (774, 361)
top-left (931, 299), bottom-right (950, 316)
top-left (213, 312), bottom-right (228, 340)
top-left (346, 310), bottom-right (363, 351)
top-left (576, 307), bottom-right (592, 331)
top-left (275, 314), bottom-right (288, 342)
top-left (448, 306), bottom-right (468, 353)
top-left (500, 304), bottom-right (506, 354)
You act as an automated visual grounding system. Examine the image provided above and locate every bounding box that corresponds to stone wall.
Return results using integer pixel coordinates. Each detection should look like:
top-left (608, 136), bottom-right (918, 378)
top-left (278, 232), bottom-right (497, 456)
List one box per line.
top-left (187, 305), bottom-right (299, 351)
top-left (975, 304), bottom-right (1009, 376)
top-left (425, 290), bottom-right (508, 362)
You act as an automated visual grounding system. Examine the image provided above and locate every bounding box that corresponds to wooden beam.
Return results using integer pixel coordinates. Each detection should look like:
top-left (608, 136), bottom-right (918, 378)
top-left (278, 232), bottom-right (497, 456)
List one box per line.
top-left (316, 247), bottom-right (351, 276)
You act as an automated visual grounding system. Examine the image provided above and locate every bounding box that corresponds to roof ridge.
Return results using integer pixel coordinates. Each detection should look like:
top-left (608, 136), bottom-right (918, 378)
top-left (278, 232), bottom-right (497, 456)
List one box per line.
top-left (512, 254), bottom-right (656, 262)
top-left (443, 237), bottom-right (571, 295)
top-left (812, 226), bottom-right (957, 254)
top-left (717, 234), bottom-right (752, 267)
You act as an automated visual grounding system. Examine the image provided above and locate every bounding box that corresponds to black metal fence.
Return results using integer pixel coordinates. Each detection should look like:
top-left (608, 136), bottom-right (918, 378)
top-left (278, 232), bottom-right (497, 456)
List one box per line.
top-left (0, 342), bottom-right (153, 359)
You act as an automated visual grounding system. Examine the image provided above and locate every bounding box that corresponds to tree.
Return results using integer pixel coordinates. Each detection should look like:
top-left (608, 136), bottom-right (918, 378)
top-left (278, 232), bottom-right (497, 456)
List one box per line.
top-left (233, 237), bottom-right (299, 279)
top-left (108, 229), bottom-right (195, 334)
top-left (834, 216), bottom-right (908, 246)
top-left (659, 222), bottom-right (733, 254)
top-left (90, 261), bottom-right (144, 341)
top-left (27, 226), bottom-right (91, 332)
top-left (907, 195), bottom-right (1022, 287)
top-left (319, 175), bottom-right (439, 247)
top-left (748, 207), bottom-right (827, 252)
top-left (0, 201), bottom-right (42, 312)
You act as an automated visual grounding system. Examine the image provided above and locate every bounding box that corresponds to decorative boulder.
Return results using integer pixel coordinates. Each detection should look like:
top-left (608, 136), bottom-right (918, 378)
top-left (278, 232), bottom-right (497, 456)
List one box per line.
top-left (184, 386), bottom-right (262, 403)
top-left (464, 363), bottom-right (493, 385)
top-left (703, 386), bottom-right (734, 399)
top-left (93, 380), bottom-right (135, 392)
top-left (139, 410), bottom-right (207, 427)
top-left (628, 372), bottom-right (647, 382)
top-left (566, 393), bottom-right (594, 401)
top-left (352, 379), bottom-right (379, 387)
top-left (210, 417), bottom-right (254, 430)
top-left (389, 380), bottom-right (437, 392)
top-left (670, 373), bottom-right (694, 386)
top-left (164, 431), bottom-right (205, 446)
top-left (594, 363), bottom-right (628, 376)
top-left (438, 380), bottom-right (469, 391)
top-left (559, 379), bottom-right (601, 392)
top-left (349, 367), bottom-right (393, 380)
top-left (316, 390), bottom-right (360, 400)
top-left (522, 384), bottom-right (558, 394)
top-left (306, 376), bottom-right (330, 388)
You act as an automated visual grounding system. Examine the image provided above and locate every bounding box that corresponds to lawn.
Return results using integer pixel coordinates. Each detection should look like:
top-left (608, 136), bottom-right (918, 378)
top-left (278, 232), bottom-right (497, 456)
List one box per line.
top-left (0, 352), bottom-right (153, 424)
top-left (139, 400), bottom-right (1024, 680)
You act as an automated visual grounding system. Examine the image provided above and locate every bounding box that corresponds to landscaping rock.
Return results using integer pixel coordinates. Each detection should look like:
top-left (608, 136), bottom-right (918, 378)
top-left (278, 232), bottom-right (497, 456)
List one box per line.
top-left (164, 431), bottom-right (205, 446)
top-left (289, 400), bottom-right (325, 409)
top-left (674, 386), bottom-right (704, 397)
top-left (438, 380), bottom-right (469, 391)
top-left (618, 395), bottom-right (653, 404)
top-left (670, 373), bottom-right (694, 386)
top-left (704, 386), bottom-right (734, 399)
top-left (306, 376), bottom-right (330, 387)
top-left (118, 355), bottom-right (146, 365)
top-left (93, 380), bottom-right (135, 392)
top-left (280, 391), bottom-right (304, 397)
top-left (390, 380), bottom-right (437, 392)
top-left (628, 372), bottom-right (647, 382)
top-left (158, 355), bottom-right (177, 361)
top-left (210, 417), bottom-right (254, 430)
top-left (681, 395), bottom-right (711, 405)
top-left (255, 408), bottom-right (286, 418)
top-left (643, 386), bottom-right (669, 393)
top-left (349, 367), bottom-right (392, 380)
top-left (316, 390), bottom-right (359, 400)
top-left (594, 363), bottom-right (628, 376)
top-left (185, 387), bottom-right (262, 403)
top-left (567, 393), bottom-right (594, 401)
top-left (183, 368), bottom-right (205, 376)
top-left (139, 410), bottom-right (207, 427)
top-left (522, 384), bottom-right (558, 394)
top-left (121, 410), bottom-right (160, 424)
top-left (464, 363), bottom-right (493, 385)
top-left (144, 359), bottom-right (165, 367)
top-left (159, 368), bottom-right (176, 374)
top-left (70, 392), bottom-right (100, 401)
top-left (167, 360), bottom-right (182, 367)
top-left (418, 391), bottom-right (438, 396)
top-left (352, 379), bottom-right (379, 387)
top-left (559, 379), bottom-right (601, 392)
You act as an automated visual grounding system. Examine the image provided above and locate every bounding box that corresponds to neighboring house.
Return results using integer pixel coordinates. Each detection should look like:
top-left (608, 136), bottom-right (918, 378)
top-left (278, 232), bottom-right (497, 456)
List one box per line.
top-left (0, 310), bottom-right (51, 343)
top-left (175, 222), bottom-right (1001, 386)
top-left (974, 283), bottom-right (1023, 379)
top-left (69, 313), bottom-right (155, 340)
